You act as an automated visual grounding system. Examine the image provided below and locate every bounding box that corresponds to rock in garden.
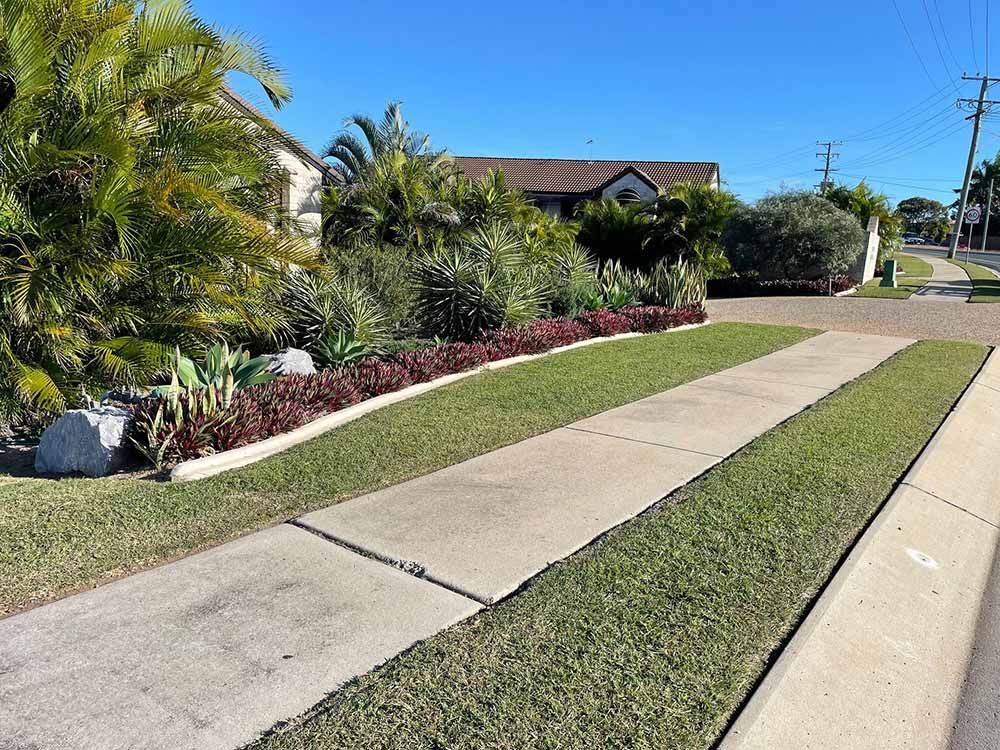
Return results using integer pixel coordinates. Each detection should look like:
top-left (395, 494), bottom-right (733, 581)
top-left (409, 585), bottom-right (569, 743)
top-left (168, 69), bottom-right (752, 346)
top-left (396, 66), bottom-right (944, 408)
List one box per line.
top-left (266, 347), bottom-right (316, 375)
top-left (34, 406), bottom-right (133, 477)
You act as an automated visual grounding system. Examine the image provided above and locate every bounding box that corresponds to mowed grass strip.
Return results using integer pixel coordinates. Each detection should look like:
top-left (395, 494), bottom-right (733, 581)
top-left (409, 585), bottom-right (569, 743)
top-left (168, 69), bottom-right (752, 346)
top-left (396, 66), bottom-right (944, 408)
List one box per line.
top-left (250, 339), bottom-right (986, 750)
top-left (948, 258), bottom-right (1000, 302)
top-left (0, 322), bottom-right (815, 617)
top-left (854, 253), bottom-right (934, 299)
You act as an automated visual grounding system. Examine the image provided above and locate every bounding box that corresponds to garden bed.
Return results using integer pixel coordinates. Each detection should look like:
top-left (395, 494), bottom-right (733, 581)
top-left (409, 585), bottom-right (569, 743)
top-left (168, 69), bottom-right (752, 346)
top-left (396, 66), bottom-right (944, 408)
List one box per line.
top-left (707, 275), bottom-right (855, 298)
top-left (133, 305), bottom-right (707, 472)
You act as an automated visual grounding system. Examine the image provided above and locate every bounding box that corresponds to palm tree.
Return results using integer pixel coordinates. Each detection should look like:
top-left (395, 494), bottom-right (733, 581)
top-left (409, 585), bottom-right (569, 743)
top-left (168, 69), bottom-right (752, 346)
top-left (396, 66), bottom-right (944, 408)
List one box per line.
top-left (324, 102), bottom-right (446, 184)
top-left (0, 0), bottom-right (318, 422)
top-left (824, 181), bottom-right (903, 250)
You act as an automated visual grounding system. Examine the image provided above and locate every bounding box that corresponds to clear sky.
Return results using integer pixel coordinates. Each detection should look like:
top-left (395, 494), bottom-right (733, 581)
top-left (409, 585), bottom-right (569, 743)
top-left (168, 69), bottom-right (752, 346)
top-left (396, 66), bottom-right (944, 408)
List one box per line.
top-left (196, 0), bottom-right (998, 206)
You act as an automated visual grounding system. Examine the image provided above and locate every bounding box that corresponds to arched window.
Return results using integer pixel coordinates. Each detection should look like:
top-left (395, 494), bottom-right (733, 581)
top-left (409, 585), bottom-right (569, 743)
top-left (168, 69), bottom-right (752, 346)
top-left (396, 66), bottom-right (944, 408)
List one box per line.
top-left (615, 187), bottom-right (642, 204)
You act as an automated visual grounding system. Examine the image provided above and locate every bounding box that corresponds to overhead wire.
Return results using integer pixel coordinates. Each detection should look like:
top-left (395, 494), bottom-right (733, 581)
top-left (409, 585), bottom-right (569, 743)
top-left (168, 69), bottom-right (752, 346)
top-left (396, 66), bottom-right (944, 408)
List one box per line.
top-left (892, 0), bottom-right (949, 92)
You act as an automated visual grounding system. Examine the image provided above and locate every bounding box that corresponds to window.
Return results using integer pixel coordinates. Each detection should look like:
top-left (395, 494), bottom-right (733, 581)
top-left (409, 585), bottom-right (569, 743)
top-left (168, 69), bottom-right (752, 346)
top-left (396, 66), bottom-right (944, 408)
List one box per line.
top-left (615, 187), bottom-right (642, 204)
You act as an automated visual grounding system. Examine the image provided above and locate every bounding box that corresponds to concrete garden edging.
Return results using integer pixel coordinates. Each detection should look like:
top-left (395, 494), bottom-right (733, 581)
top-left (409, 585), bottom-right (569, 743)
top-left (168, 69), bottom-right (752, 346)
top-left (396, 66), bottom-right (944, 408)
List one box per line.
top-left (169, 323), bottom-right (707, 482)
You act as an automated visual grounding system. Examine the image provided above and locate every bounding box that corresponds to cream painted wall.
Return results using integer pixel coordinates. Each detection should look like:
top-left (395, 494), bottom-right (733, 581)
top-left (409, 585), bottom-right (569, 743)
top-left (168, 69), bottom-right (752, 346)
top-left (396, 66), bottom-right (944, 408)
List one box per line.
top-left (275, 148), bottom-right (326, 239)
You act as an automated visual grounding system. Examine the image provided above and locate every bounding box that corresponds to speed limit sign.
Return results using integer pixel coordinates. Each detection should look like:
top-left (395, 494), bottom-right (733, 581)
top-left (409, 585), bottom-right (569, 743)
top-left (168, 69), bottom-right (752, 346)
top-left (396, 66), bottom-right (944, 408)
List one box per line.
top-left (966, 205), bottom-right (983, 224)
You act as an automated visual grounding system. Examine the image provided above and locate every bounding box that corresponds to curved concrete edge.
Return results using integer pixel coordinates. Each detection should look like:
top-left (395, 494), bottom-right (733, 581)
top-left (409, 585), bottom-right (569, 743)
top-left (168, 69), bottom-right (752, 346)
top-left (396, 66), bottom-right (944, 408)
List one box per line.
top-left (169, 322), bottom-right (709, 482)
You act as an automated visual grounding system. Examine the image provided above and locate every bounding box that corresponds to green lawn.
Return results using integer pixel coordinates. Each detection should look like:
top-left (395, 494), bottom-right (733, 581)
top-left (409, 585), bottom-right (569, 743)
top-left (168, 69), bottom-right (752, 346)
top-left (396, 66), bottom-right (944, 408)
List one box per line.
top-left (0, 322), bottom-right (815, 617)
top-left (249, 339), bottom-right (985, 750)
top-left (853, 253), bottom-right (934, 299)
top-left (947, 258), bottom-right (1000, 302)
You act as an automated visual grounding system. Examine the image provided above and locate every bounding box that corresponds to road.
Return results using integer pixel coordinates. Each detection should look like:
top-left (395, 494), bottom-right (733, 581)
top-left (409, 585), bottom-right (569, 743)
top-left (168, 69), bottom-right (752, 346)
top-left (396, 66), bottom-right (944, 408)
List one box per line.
top-left (906, 243), bottom-right (1000, 275)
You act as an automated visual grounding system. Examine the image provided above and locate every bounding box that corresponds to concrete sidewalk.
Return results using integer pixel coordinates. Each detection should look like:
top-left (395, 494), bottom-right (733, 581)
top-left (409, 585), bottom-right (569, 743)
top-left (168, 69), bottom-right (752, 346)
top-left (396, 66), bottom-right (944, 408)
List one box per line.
top-left (0, 331), bottom-right (911, 750)
top-left (721, 350), bottom-right (1000, 750)
top-left (910, 253), bottom-right (973, 302)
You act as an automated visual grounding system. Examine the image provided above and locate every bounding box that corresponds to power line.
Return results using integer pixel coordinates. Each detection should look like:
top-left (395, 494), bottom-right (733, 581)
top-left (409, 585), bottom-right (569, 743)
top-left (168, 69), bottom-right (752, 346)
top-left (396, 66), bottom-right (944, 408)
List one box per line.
top-left (839, 109), bottom-right (964, 168)
top-left (840, 119), bottom-right (967, 170)
top-left (983, 0), bottom-right (990, 77)
top-left (846, 100), bottom-right (956, 145)
top-left (839, 86), bottom-right (958, 141)
top-left (892, 0), bottom-right (947, 91)
top-left (970, 0), bottom-right (982, 73)
top-left (934, 0), bottom-right (968, 75)
top-left (922, 0), bottom-right (963, 85)
top-left (837, 174), bottom-right (958, 193)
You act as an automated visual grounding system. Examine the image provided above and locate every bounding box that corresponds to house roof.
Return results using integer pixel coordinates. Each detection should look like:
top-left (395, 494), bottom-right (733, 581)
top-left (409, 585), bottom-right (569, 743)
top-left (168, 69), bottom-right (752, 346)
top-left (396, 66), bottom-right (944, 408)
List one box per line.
top-left (451, 156), bottom-right (719, 195)
top-left (219, 85), bottom-right (338, 178)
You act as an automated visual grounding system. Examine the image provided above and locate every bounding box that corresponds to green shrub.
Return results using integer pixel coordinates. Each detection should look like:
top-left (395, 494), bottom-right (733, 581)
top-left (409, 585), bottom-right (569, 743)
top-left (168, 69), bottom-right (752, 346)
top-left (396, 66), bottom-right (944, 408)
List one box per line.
top-left (413, 224), bottom-right (549, 340)
top-left (723, 191), bottom-right (865, 280)
top-left (285, 272), bottom-right (389, 351)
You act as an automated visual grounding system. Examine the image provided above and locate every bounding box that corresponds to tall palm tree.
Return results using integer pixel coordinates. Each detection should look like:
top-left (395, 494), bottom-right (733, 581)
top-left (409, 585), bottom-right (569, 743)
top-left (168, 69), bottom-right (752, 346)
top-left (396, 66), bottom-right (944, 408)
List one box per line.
top-left (324, 102), bottom-right (445, 184)
top-left (0, 0), bottom-right (318, 422)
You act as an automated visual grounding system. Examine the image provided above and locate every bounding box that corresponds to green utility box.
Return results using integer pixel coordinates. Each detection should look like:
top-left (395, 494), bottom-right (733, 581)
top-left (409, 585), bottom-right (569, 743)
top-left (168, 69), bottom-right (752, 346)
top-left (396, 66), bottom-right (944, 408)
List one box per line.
top-left (880, 259), bottom-right (898, 288)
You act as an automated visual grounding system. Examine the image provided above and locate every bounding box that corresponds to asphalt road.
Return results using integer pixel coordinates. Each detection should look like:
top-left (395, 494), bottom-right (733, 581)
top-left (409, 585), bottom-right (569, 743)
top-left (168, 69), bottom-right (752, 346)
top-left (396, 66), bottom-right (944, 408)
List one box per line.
top-left (906, 243), bottom-right (1000, 275)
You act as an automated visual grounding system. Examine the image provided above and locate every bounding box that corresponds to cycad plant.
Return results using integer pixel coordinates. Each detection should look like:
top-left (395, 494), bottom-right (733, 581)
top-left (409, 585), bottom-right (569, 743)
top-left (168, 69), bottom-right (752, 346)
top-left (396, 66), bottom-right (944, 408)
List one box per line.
top-left (414, 224), bottom-right (549, 340)
top-left (0, 0), bottom-right (317, 423)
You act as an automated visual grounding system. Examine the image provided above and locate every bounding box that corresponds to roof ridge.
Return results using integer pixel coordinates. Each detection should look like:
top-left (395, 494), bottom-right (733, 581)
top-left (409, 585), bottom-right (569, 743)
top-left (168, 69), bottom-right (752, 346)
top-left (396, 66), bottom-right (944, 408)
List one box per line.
top-left (454, 155), bottom-right (719, 166)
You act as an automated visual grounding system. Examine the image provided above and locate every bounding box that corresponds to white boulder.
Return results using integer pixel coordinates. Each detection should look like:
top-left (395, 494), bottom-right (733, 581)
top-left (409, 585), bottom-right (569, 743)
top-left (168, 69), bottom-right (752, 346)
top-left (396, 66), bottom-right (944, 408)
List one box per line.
top-left (266, 348), bottom-right (316, 376)
top-left (35, 406), bottom-right (133, 477)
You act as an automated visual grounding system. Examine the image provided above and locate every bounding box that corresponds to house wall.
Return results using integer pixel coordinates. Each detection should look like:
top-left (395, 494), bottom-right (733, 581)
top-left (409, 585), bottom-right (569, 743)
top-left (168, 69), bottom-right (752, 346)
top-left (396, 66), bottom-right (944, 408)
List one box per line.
top-left (600, 174), bottom-right (658, 202)
top-left (275, 147), bottom-right (326, 239)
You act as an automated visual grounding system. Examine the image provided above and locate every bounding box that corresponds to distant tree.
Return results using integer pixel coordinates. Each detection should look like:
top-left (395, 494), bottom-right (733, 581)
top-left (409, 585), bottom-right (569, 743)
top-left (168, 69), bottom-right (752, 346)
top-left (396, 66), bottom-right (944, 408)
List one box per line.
top-left (896, 196), bottom-right (950, 240)
top-left (959, 153), bottom-right (1000, 212)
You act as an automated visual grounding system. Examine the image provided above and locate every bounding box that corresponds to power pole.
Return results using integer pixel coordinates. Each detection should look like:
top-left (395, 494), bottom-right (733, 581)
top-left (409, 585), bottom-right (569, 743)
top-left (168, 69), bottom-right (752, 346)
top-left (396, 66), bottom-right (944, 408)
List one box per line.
top-left (815, 141), bottom-right (841, 194)
top-left (982, 176), bottom-right (995, 253)
top-left (948, 75), bottom-right (1000, 258)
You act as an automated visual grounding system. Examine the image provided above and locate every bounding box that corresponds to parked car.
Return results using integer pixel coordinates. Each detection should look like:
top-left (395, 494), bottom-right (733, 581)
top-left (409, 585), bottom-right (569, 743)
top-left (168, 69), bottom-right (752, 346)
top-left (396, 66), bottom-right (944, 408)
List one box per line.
top-left (902, 233), bottom-right (925, 245)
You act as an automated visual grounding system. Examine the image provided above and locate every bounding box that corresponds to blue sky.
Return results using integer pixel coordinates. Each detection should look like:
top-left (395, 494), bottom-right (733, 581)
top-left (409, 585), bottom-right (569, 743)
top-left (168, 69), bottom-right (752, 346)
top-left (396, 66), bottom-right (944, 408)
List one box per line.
top-left (197, 0), bottom-right (997, 205)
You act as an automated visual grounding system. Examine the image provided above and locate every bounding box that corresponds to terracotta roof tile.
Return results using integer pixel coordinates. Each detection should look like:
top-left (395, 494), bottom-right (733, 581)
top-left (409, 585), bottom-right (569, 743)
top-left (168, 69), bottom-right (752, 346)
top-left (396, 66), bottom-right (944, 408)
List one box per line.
top-left (452, 156), bottom-right (719, 195)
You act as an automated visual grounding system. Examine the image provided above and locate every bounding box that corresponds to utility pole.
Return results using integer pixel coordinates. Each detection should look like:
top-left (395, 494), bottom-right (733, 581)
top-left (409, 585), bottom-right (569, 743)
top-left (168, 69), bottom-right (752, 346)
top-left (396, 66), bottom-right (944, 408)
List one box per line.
top-left (982, 177), bottom-right (995, 254)
top-left (949, 75), bottom-right (1000, 258)
top-left (815, 141), bottom-right (841, 194)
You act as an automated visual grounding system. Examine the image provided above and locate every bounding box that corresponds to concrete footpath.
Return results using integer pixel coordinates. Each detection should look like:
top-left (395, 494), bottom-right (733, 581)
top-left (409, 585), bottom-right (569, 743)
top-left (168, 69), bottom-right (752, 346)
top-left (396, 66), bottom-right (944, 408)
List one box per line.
top-left (721, 350), bottom-right (1000, 750)
top-left (0, 332), bottom-right (911, 750)
top-left (910, 253), bottom-right (973, 302)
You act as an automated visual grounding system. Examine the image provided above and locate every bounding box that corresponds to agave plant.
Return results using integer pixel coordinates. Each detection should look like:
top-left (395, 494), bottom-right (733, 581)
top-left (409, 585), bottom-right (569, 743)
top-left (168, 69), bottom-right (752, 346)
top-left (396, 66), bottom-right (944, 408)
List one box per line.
top-left (314, 331), bottom-right (371, 367)
top-left (154, 343), bottom-right (274, 408)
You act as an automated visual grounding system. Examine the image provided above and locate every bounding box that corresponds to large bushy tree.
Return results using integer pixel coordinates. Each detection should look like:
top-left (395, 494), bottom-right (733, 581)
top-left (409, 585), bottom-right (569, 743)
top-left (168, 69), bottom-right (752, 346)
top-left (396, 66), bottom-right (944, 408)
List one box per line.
top-left (0, 0), bottom-right (317, 422)
top-left (724, 191), bottom-right (864, 280)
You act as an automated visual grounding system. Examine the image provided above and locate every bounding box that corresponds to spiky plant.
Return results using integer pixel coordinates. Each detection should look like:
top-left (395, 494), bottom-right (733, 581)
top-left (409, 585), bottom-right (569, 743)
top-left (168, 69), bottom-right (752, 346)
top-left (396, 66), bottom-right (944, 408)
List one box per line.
top-left (413, 224), bottom-right (549, 340)
top-left (0, 0), bottom-right (318, 423)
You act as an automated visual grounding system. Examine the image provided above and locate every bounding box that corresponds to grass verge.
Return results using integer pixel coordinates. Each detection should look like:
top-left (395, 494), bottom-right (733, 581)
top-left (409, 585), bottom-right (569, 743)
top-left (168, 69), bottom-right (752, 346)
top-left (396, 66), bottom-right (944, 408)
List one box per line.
top-left (853, 253), bottom-right (933, 299)
top-left (248, 339), bottom-right (986, 750)
top-left (947, 258), bottom-right (1000, 302)
top-left (0, 322), bottom-right (814, 617)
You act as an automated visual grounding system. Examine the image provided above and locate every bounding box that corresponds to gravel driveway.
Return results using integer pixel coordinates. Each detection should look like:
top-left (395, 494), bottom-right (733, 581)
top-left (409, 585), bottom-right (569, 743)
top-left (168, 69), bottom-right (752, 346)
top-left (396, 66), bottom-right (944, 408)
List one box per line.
top-left (707, 296), bottom-right (1000, 345)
